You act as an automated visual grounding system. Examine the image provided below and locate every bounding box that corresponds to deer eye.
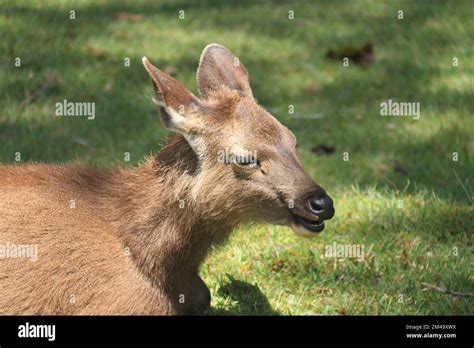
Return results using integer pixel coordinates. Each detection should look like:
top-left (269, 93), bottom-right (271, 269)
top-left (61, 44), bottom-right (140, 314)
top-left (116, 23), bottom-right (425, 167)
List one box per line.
top-left (233, 155), bottom-right (260, 168)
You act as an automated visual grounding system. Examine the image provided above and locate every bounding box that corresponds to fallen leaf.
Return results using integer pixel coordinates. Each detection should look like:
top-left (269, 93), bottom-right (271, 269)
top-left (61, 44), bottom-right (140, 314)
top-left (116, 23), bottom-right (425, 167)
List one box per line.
top-left (85, 44), bottom-right (107, 59)
top-left (338, 307), bottom-right (347, 315)
top-left (303, 83), bottom-right (320, 94)
top-left (326, 42), bottom-right (375, 67)
top-left (311, 144), bottom-right (335, 155)
top-left (114, 13), bottom-right (143, 22)
top-left (270, 259), bottom-right (285, 272)
top-left (393, 160), bottom-right (408, 175)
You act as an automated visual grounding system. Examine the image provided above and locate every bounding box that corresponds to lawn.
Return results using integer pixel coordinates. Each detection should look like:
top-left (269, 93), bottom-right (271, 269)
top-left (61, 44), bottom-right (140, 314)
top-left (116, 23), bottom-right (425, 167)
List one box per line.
top-left (0, 0), bottom-right (472, 315)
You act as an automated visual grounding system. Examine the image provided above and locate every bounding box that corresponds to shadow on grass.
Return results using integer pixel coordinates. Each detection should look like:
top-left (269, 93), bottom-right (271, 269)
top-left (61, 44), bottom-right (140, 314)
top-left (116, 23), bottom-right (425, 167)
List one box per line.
top-left (208, 275), bottom-right (280, 315)
top-left (2, 1), bottom-right (472, 199)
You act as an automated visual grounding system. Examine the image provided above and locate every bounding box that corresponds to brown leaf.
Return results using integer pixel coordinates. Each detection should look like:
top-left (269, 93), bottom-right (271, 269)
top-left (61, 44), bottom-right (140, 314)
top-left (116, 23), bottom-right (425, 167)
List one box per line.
top-left (303, 83), bottom-right (320, 94)
top-left (114, 13), bottom-right (143, 22)
top-left (85, 44), bottom-right (107, 59)
top-left (338, 307), bottom-right (347, 315)
top-left (393, 160), bottom-right (408, 175)
top-left (270, 259), bottom-right (285, 272)
top-left (311, 144), bottom-right (335, 155)
top-left (326, 42), bottom-right (375, 67)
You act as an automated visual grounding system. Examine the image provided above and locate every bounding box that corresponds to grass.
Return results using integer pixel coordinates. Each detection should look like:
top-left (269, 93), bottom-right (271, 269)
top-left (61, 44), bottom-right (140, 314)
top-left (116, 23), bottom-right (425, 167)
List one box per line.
top-left (0, 0), bottom-right (473, 315)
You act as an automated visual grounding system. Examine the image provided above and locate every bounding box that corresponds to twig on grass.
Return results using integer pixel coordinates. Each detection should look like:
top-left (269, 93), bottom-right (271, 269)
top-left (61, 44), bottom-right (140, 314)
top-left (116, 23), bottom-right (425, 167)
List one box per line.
top-left (21, 74), bottom-right (56, 107)
top-left (421, 282), bottom-right (474, 298)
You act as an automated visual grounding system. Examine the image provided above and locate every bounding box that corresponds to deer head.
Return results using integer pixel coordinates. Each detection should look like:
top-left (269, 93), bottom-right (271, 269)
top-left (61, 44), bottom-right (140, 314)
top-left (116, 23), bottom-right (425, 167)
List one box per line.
top-left (142, 44), bottom-right (334, 237)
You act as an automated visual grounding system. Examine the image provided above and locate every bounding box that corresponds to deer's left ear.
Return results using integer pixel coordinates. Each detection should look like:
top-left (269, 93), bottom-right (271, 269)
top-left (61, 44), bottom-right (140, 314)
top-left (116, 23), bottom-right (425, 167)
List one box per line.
top-left (142, 57), bottom-right (202, 134)
top-left (197, 44), bottom-right (253, 98)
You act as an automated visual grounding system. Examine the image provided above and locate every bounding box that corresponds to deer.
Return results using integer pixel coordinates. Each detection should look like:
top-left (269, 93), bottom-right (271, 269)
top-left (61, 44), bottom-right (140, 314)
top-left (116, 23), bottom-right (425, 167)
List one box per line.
top-left (0, 44), bottom-right (334, 315)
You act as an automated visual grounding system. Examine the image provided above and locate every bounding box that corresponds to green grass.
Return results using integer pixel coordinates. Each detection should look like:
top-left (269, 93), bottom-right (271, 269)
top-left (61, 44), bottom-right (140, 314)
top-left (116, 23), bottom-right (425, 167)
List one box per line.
top-left (1, 0), bottom-right (473, 315)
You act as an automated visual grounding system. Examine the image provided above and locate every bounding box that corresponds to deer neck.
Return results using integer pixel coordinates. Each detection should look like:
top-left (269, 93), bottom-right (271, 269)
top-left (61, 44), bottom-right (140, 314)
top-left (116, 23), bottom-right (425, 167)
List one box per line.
top-left (108, 135), bottom-right (238, 283)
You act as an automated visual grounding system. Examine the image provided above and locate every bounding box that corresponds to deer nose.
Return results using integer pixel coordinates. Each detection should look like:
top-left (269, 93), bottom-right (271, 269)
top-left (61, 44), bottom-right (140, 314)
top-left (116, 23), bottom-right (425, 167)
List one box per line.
top-left (307, 190), bottom-right (334, 220)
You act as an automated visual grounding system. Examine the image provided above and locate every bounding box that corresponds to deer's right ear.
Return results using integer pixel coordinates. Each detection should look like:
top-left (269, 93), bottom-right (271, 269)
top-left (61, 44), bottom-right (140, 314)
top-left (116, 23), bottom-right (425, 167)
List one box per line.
top-left (197, 44), bottom-right (253, 98)
top-left (142, 57), bottom-right (201, 133)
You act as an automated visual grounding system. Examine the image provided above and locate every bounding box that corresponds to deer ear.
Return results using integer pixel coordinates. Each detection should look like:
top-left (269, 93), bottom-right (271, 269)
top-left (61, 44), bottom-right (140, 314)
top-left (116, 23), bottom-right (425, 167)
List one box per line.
top-left (197, 44), bottom-right (253, 98)
top-left (142, 57), bottom-right (201, 133)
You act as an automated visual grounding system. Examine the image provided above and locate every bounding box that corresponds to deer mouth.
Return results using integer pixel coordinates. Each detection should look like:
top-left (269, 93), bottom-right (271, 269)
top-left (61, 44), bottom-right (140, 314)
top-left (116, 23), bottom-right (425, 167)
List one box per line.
top-left (290, 212), bottom-right (325, 237)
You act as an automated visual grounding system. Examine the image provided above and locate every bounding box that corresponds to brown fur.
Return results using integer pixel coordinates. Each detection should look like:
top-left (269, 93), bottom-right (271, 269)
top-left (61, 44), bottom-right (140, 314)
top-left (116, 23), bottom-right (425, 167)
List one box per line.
top-left (0, 44), bottom-right (331, 315)
top-left (0, 134), bottom-right (240, 314)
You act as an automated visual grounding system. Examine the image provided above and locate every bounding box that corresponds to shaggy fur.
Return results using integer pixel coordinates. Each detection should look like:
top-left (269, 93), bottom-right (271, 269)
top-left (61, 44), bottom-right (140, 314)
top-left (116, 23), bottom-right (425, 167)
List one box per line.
top-left (0, 135), bottom-right (236, 314)
top-left (0, 44), bottom-right (328, 315)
